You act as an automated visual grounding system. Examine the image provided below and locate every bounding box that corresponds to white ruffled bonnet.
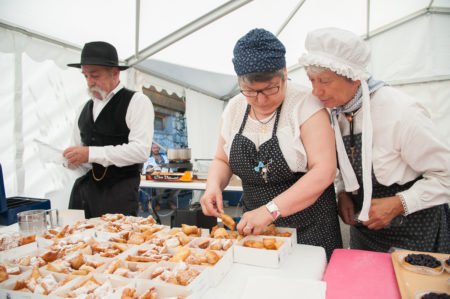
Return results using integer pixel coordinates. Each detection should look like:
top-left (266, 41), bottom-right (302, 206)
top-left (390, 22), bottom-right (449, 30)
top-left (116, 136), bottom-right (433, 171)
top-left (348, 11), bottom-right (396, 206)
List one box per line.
top-left (299, 27), bottom-right (374, 222)
top-left (298, 27), bottom-right (371, 81)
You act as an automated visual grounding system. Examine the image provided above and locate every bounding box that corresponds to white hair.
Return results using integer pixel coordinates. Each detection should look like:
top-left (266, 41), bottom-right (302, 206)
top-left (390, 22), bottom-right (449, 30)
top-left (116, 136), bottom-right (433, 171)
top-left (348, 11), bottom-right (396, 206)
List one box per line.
top-left (304, 65), bottom-right (329, 76)
top-left (305, 65), bottom-right (354, 82)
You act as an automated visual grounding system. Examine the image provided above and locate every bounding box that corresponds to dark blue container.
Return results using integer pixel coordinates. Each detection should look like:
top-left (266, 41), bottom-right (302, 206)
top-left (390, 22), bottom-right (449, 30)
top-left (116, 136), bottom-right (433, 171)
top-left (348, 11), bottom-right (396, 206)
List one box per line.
top-left (0, 163), bottom-right (51, 225)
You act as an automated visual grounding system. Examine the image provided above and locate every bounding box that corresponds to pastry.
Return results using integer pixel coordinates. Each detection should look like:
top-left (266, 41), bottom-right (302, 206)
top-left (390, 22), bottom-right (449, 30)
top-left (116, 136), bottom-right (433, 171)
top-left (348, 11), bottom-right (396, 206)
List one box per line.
top-left (46, 260), bottom-right (70, 274)
top-left (15, 255), bottom-right (31, 266)
top-left (19, 234), bottom-right (36, 246)
top-left (6, 265), bottom-right (21, 275)
top-left (128, 232), bottom-right (145, 245)
top-left (113, 267), bottom-right (130, 277)
top-left (209, 239), bottom-right (223, 251)
top-left (151, 266), bottom-right (165, 278)
top-left (244, 240), bottom-right (264, 249)
top-left (182, 224), bottom-right (199, 236)
top-left (197, 239), bottom-right (210, 249)
top-left (170, 247), bottom-right (191, 262)
top-left (262, 238), bottom-right (277, 250)
top-left (213, 228), bottom-right (228, 239)
top-left (220, 213), bottom-right (236, 231)
top-left (277, 232), bottom-right (292, 237)
top-left (139, 287), bottom-right (158, 299)
top-left (262, 224), bottom-right (276, 236)
top-left (66, 252), bottom-right (85, 270)
top-left (105, 259), bottom-right (121, 274)
top-left (223, 239), bottom-right (233, 250)
top-left (13, 280), bottom-right (27, 291)
top-left (0, 265), bottom-right (8, 282)
top-left (205, 249), bottom-right (220, 265)
top-left (185, 255), bottom-right (202, 265)
top-left (176, 268), bottom-right (200, 286)
top-left (275, 241), bottom-right (284, 249)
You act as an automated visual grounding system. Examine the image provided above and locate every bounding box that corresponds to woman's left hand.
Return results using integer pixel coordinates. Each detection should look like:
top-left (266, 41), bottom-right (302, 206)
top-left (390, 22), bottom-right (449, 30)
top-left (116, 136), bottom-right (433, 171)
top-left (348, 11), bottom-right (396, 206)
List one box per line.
top-left (237, 205), bottom-right (274, 236)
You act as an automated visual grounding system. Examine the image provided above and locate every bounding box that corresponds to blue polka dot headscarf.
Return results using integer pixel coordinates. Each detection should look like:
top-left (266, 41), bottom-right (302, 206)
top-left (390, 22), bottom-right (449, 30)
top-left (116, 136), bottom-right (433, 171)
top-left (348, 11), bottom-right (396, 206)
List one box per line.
top-left (232, 28), bottom-right (286, 76)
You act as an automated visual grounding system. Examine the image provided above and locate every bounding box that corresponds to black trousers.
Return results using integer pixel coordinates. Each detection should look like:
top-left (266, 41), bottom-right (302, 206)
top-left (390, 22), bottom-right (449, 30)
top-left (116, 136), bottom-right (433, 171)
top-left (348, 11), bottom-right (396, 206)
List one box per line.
top-left (69, 172), bottom-right (140, 219)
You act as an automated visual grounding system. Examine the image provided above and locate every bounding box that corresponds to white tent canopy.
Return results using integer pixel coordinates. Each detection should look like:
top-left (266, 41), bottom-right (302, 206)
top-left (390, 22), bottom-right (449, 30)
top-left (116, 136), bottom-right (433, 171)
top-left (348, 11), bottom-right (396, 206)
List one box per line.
top-left (0, 0), bottom-right (449, 210)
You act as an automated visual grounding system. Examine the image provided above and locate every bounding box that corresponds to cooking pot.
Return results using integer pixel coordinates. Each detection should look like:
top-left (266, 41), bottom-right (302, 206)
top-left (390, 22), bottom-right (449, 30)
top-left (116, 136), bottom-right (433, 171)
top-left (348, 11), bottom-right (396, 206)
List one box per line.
top-left (167, 148), bottom-right (191, 161)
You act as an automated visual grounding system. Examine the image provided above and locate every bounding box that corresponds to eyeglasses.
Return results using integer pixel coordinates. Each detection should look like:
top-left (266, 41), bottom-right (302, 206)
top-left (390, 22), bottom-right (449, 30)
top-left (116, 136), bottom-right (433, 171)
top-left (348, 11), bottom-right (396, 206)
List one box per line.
top-left (240, 85), bottom-right (280, 97)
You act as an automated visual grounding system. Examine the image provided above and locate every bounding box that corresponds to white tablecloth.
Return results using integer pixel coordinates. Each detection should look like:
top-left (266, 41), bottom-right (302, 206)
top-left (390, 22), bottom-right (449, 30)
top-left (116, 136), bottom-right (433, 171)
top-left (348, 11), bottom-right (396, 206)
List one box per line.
top-left (201, 244), bottom-right (327, 299)
top-left (140, 180), bottom-right (243, 192)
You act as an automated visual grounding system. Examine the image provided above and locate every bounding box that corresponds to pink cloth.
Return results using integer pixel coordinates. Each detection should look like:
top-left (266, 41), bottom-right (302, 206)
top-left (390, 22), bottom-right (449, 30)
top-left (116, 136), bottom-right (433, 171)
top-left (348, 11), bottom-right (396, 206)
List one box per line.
top-left (323, 249), bottom-right (401, 299)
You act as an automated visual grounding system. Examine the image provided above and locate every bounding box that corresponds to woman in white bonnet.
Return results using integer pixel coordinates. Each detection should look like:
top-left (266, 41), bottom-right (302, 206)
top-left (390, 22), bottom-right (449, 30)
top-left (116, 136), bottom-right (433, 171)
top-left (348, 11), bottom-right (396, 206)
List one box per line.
top-left (299, 27), bottom-right (450, 252)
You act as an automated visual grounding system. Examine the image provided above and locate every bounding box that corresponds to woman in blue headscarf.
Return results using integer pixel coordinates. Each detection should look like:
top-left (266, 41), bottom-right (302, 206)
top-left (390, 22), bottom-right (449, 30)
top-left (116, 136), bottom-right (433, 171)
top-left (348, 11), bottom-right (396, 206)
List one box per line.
top-left (200, 28), bottom-right (343, 259)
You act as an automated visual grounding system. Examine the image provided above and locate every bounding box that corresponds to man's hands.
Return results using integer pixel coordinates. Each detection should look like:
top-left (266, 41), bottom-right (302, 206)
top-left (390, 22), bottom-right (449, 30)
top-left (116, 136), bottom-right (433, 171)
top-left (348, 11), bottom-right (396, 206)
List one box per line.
top-left (363, 196), bottom-right (405, 230)
top-left (338, 192), bottom-right (405, 230)
top-left (63, 146), bottom-right (89, 166)
top-left (337, 192), bottom-right (357, 225)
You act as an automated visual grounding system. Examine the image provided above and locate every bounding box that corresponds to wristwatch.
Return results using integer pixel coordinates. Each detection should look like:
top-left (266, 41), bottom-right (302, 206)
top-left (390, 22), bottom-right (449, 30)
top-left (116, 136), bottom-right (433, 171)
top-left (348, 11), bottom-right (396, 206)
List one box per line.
top-left (265, 201), bottom-right (281, 221)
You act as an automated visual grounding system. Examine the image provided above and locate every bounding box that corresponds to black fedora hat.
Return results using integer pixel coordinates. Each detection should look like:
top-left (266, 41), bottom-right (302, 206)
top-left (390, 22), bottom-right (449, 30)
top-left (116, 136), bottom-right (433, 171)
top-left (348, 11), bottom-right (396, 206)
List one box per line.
top-left (68, 41), bottom-right (129, 70)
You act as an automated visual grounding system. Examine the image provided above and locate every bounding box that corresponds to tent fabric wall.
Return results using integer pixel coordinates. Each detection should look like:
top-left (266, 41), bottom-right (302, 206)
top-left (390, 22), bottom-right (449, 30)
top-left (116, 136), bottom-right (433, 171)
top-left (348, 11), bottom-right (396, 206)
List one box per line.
top-left (368, 13), bottom-right (450, 83)
top-left (185, 89), bottom-right (226, 160)
top-left (394, 80), bottom-right (450, 144)
top-left (0, 27), bottom-right (86, 207)
top-left (133, 68), bottom-right (186, 99)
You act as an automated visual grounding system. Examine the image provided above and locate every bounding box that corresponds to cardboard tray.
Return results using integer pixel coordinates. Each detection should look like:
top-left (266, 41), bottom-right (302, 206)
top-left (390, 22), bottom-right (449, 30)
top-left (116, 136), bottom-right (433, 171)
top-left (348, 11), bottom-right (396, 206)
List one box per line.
top-left (391, 250), bottom-right (450, 299)
top-left (233, 235), bottom-right (291, 268)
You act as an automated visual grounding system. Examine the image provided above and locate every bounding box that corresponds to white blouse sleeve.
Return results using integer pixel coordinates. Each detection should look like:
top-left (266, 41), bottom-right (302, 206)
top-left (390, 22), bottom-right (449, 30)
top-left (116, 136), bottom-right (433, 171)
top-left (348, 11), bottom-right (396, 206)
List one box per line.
top-left (394, 106), bottom-right (450, 214)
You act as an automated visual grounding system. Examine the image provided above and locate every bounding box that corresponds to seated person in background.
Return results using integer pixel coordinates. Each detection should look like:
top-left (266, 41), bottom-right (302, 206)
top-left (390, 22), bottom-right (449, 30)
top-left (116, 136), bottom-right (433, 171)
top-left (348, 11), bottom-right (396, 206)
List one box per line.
top-left (142, 143), bottom-right (180, 211)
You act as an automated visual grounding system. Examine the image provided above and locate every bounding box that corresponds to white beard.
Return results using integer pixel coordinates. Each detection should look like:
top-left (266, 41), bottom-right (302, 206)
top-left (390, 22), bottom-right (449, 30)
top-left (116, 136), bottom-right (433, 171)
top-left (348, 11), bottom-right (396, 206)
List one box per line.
top-left (88, 86), bottom-right (108, 100)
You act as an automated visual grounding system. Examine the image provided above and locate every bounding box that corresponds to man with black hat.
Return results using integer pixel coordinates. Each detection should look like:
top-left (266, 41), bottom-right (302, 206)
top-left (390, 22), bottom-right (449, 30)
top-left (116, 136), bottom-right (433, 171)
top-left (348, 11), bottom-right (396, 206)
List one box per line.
top-left (64, 41), bottom-right (154, 218)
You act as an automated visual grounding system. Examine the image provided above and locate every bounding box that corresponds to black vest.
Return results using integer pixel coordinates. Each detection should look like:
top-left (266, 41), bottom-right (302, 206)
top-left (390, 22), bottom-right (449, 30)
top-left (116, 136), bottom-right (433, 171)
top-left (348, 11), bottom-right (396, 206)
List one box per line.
top-left (78, 88), bottom-right (141, 181)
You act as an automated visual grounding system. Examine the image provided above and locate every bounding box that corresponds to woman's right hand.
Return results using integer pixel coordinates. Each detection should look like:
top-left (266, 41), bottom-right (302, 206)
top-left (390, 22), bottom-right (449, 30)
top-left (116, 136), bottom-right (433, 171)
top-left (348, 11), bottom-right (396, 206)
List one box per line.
top-left (200, 188), bottom-right (224, 218)
top-left (337, 192), bottom-right (357, 225)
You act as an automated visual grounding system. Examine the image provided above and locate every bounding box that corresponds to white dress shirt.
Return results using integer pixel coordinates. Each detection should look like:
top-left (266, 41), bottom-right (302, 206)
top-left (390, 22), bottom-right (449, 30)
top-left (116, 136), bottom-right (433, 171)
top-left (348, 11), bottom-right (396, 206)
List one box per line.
top-left (73, 83), bottom-right (154, 168)
top-left (335, 86), bottom-right (450, 215)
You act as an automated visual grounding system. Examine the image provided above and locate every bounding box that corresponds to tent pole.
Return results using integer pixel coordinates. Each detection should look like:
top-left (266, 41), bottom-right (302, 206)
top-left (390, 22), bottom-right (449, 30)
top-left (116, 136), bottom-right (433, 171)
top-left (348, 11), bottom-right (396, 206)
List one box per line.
top-left (275, 0), bottom-right (306, 37)
top-left (125, 0), bottom-right (252, 66)
top-left (14, 49), bottom-right (25, 195)
top-left (135, 0), bottom-right (140, 59)
top-left (366, 0), bottom-right (371, 39)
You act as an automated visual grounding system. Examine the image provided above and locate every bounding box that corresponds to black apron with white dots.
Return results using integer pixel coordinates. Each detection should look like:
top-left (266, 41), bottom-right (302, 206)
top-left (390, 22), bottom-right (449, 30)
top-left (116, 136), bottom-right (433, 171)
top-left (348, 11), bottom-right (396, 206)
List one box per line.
top-left (229, 104), bottom-right (343, 260)
top-left (342, 133), bottom-right (450, 253)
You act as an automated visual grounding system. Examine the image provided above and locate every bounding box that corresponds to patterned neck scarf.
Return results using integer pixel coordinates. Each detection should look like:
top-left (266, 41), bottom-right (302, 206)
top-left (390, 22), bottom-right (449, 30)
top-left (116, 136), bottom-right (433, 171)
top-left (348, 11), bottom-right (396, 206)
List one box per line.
top-left (331, 77), bottom-right (386, 125)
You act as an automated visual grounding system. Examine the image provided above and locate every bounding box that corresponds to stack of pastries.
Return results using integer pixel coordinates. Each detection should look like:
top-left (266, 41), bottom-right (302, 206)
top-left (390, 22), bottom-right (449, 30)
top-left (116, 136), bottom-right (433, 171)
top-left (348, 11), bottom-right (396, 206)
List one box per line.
top-left (0, 213), bottom-right (291, 298)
